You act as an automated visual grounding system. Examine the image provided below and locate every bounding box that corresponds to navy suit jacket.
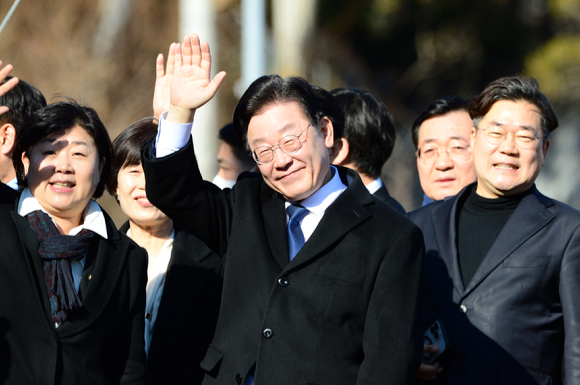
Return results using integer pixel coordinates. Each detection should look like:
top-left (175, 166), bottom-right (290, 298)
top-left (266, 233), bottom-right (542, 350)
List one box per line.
top-left (409, 184), bottom-right (580, 385)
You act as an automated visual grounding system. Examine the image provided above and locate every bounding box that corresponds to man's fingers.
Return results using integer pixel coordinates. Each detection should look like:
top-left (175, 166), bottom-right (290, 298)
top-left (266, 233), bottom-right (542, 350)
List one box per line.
top-left (200, 41), bottom-right (212, 74)
top-left (174, 43), bottom-right (183, 68)
top-left (0, 76), bottom-right (18, 97)
top-left (166, 43), bottom-right (176, 74)
top-left (156, 54), bottom-right (165, 79)
top-left (181, 35), bottom-right (193, 66)
top-left (190, 34), bottom-right (202, 68)
top-left (206, 71), bottom-right (227, 97)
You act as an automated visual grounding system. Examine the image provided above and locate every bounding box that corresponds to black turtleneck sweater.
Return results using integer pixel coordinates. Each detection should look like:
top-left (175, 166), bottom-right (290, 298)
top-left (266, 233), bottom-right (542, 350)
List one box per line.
top-left (457, 185), bottom-right (532, 286)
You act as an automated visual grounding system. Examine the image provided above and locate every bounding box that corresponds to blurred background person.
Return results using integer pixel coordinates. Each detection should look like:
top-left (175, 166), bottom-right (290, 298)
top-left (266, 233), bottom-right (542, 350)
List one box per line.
top-left (212, 122), bottom-right (255, 189)
top-left (412, 96), bottom-right (476, 207)
top-left (331, 87), bottom-right (406, 214)
top-left (108, 117), bottom-right (223, 385)
top-left (0, 101), bottom-right (147, 384)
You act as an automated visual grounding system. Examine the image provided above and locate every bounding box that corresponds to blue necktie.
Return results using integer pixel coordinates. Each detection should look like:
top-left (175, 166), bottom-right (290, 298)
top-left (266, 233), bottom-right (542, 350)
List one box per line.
top-left (287, 204), bottom-right (309, 261)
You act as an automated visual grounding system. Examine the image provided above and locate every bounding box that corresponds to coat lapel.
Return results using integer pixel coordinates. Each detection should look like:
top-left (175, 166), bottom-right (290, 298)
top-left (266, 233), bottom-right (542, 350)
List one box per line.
top-left (430, 194), bottom-right (466, 296)
top-left (57, 213), bottom-right (129, 336)
top-left (11, 211), bottom-right (56, 331)
top-left (261, 185), bottom-right (290, 269)
top-left (462, 187), bottom-right (555, 299)
top-left (285, 168), bottom-right (373, 272)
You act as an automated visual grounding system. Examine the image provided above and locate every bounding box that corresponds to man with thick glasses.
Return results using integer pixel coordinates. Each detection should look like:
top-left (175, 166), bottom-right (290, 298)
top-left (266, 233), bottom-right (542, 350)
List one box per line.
top-left (410, 76), bottom-right (580, 384)
top-left (411, 96), bottom-right (476, 207)
top-left (142, 34), bottom-right (424, 385)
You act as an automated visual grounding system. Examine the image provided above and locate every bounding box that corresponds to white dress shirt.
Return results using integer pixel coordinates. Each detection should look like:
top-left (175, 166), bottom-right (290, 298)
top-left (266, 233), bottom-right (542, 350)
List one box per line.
top-left (365, 178), bottom-right (383, 195)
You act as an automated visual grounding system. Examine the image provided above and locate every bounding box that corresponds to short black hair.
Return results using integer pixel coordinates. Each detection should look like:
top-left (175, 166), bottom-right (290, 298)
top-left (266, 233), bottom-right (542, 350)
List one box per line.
top-left (218, 123), bottom-right (254, 169)
top-left (13, 100), bottom-right (112, 198)
top-left (312, 86), bottom-right (344, 141)
top-left (107, 117), bottom-right (158, 197)
top-left (233, 75), bottom-right (324, 146)
top-left (0, 76), bottom-right (46, 134)
top-left (411, 96), bottom-right (469, 150)
top-left (330, 87), bottom-right (396, 179)
top-left (468, 75), bottom-right (557, 139)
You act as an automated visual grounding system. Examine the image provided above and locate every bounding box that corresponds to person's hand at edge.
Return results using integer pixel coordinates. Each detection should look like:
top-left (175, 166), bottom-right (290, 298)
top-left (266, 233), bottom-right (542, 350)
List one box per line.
top-left (416, 345), bottom-right (443, 380)
top-left (0, 61), bottom-right (19, 116)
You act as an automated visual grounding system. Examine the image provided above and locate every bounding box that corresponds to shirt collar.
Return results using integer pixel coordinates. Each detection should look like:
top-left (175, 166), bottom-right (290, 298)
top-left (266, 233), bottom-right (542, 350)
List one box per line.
top-left (18, 188), bottom-right (108, 238)
top-left (6, 177), bottom-right (18, 191)
top-left (365, 178), bottom-right (383, 194)
top-left (285, 165), bottom-right (347, 218)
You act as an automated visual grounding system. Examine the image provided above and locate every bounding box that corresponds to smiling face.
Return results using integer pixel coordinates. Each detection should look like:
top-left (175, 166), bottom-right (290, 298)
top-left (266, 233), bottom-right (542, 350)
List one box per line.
top-left (472, 100), bottom-right (550, 198)
top-left (417, 110), bottom-right (477, 201)
top-left (116, 162), bottom-right (170, 229)
top-left (22, 125), bottom-right (104, 226)
top-left (247, 101), bottom-right (334, 202)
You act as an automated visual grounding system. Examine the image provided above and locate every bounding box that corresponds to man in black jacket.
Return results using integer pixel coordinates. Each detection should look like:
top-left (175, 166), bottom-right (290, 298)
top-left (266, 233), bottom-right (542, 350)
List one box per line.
top-left (411, 76), bottom-right (580, 384)
top-left (143, 34), bottom-right (424, 385)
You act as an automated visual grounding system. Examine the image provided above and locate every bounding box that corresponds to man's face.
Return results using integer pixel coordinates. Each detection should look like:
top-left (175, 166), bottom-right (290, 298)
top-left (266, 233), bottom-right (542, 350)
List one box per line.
top-left (247, 101), bottom-right (334, 202)
top-left (216, 142), bottom-right (248, 180)
top-left (417, 111), bottom-right (477, 201)
top-left (472, 100), bottom-right (550, 198)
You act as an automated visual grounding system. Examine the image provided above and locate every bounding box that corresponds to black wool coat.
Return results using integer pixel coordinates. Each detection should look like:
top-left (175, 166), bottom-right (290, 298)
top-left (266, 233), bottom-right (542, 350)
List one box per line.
top-left (0, 196), bottom-right (148, 385)
top-left (142, 140), bottom-right (425, 385)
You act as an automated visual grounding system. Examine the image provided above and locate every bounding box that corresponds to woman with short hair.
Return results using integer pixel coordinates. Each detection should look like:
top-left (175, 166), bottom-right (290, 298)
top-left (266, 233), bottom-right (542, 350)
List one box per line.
top-left (108, 117), bottom-right (222, 385)
top-left (0, 101), bottom-right (147, 384)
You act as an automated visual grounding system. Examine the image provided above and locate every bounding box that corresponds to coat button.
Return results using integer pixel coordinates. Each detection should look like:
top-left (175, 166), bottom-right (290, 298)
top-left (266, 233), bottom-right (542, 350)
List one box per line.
top-left (235, 373), bottom-right (242, 384)
top-left (263, 328), bottom-right (273, 338)
top-left (459, 304), bottom-right (468, 313)
top-left (278, 277), bottom-right (289, 287)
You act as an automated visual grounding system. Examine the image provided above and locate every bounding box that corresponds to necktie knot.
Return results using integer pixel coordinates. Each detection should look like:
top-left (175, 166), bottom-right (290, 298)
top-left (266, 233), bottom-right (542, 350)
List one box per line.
top-left (287, 204), bottom-right (309, 223)
top-left (287, 204), bottom-right (309, 261)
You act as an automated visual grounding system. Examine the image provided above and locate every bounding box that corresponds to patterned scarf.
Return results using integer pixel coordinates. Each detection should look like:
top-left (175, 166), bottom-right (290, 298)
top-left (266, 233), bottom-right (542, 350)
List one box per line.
top-left (27, 210), bottom-right (96, 324)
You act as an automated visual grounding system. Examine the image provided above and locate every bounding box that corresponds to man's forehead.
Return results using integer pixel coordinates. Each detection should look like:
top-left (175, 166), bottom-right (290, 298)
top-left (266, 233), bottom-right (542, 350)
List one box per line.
top-left (480, 100), bottom-right (542, 129)
top-left (248, 101), bottom-right (310, 145)
top-left (419, 112), bottom-right (473, 144)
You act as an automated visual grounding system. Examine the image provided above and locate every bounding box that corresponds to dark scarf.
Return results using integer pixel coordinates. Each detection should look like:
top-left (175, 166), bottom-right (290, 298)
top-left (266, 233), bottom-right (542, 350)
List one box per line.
top-left (27, 210), bottom-right (96, 324)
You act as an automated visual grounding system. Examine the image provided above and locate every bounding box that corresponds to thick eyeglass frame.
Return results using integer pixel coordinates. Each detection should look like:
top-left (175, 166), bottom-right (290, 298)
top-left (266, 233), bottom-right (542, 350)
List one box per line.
top-left (479, 125), bottom-right (542, 149)
top-left (415, 143), bottom-right (472, 165)
top-left (251, 123), bottom-right (312, 165)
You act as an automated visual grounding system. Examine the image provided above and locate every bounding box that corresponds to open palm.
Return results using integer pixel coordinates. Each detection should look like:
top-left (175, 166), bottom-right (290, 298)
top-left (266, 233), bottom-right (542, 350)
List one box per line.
top-left (169, 34), bottom-right (226, 113)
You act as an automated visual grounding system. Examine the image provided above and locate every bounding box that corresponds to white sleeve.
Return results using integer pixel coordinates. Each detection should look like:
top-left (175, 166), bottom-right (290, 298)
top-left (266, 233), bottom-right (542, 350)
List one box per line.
top-left (155, 111), bottom-right (194, 158)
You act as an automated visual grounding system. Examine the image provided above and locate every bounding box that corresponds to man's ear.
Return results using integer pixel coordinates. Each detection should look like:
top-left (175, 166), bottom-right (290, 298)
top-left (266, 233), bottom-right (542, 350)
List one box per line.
top-left (319, 117), bottom-right (334, 149)
top-left (541, 139), bottom-right (550, 166)
top-left (21, 151), bottom-right (30, 175)
top-left (0, 123), bottom-right (16, 156)
top-left (331, 138), bottom-right (350, 165)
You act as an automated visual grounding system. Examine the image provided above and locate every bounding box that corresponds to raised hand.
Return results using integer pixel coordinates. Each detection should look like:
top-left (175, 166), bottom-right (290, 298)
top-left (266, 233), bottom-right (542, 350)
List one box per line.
top-left (166, 34), bottom-right (226, 124)
top-left (0, 60), bottom-right (19, 116)
top-left (153, 43), bottom-right (176, 119)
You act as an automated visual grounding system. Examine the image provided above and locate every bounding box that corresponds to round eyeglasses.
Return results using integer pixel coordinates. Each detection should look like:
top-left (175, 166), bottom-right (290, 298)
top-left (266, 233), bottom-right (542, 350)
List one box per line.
top-left (479, 125), bottom-right (541, 149)
top-left (416, 144), bottom-right (471, 165)
top-left (252, 123), bottom-right (311, 165)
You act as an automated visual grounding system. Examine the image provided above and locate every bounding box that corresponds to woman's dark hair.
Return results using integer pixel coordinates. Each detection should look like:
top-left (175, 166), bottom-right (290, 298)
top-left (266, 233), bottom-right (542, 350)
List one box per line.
top-left (233, 75), bottom-right (324, 147)
top-left (107, 117), bottom-right (158, 197)
top-left (13, 100), bottom-right (112, 198)
top-left (468, 76), bottom-right (558, 140)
